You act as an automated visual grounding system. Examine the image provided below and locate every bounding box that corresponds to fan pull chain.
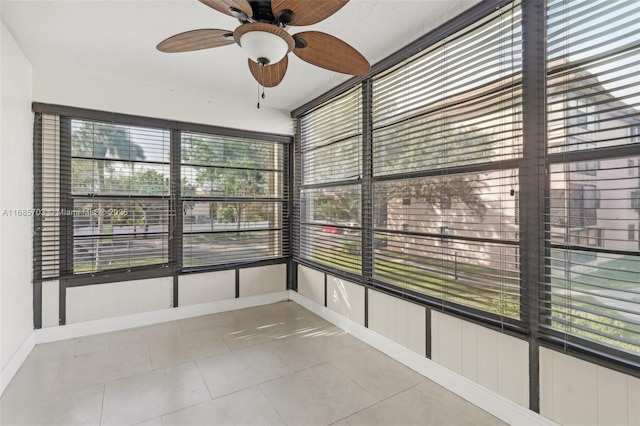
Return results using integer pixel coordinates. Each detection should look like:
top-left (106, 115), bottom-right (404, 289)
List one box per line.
top-left (257, 81), bottom-right (261, 109)
top-left (257, 63), bottom-right (266, 109)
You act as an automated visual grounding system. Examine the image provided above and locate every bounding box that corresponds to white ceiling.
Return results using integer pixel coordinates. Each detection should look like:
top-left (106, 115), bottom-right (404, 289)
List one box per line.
top-left (1, 0), bottom-right (480, 112)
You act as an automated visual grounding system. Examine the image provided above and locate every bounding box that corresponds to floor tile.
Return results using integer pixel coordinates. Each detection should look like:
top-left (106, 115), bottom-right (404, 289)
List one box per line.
top-left (213, 306), bottom-right (331, 350)
top-left (1, 301), bottom-right (507, 426)
top-left (108, 321), bottom-right (183, 349)
top-left (265, 329), bottom-right (359, 371)
top-left (214, 317), bottom-right (297, 350)
top-left (334, 386), bottom-right (474, 426)
top-left (197, 345), bottom-right (293, 398)
top-left (148, 327), bottom-right (230, 369)
top-left (176, 302), bottom-right (308, 335)
top-left (178, 311), bottom-right (243, 334)
top-left (101, 361), bottom-right (211, 426)
top-left (74, 332), bottom-right (111, 356)
top-left (259, 363), bottom-right (376, 425)
top-left (52, 342), bottom-right (151, 392)
top-left (132, 417), bottom-right (163, 426)
top-left (414, 380), bottom-right (507, 425)
top-left (0, 357), bottom-right (63, 406)
top-left (162, 386), bottom-right (285, 426)
top-left (1, 383), bottom-right (104, 426)
top-left (330, 348), bottom-right (425, 401)
top-left (24, 339), bottom-right (78, 364)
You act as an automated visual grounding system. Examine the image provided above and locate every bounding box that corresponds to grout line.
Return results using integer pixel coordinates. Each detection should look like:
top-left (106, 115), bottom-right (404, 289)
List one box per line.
top-left (98, 382), bottom-right (106, 426)
top-left (194, 359), bottom-right (215, 400)
top-left (256, 381), bottom-right (288, 425)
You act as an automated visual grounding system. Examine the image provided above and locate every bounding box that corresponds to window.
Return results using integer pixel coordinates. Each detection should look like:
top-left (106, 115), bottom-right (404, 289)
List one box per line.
top-left (567, 98), bottom-right (599, 133)
top-left (568, 183), bottom-right (597, 228)
top-left (370, 1), bottom-right (522, 319)
top-left (291, 0), bottom-right (640, 368)
top-left (71, 117), bottom-right (170, 275)
top-left (34, 111), bottom-right (288, 280)
top-left (181, 133), bottom-right (284, 268)
top-left (296, 87), bottom-right (362, 274)
top-left (546, 0), bottom-right (640, 356)
top-left (633, 190), bottom-right (640, 211)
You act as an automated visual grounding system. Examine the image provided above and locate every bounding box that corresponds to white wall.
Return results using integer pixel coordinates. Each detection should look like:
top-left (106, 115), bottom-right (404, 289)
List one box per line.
top-left (239, 264), bottom-right (286, 297)
top-left (0, 20), bottom-right (34, 373)
top-left (32, 67), bottom-right (293, 135)
top-left (368, 289), bottom-right (426, 356)
top-left (540, 347), bottom-right (640, 426)
top-left (431, 311), bottom-right (529, 407)
top-left (326, 275), bottom-right (364, 326)
top-left (66, 277), bottom-right (173, 324)
top-left (179, 270), bottom-right (235, 306)
top-left (297, 265), bottom-right (324, 305)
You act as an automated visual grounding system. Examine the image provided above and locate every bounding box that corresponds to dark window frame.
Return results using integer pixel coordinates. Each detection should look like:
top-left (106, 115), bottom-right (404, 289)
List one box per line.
top-left (32, 103), bottom-right (292, 286)
top-left (291, 0), bottom-right (640, 382)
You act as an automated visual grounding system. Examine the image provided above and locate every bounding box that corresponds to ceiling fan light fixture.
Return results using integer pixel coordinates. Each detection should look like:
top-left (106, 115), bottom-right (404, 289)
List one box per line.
top-left (234, 22), bottom-right (295, 66)
top-left (240, 31), bottom-right (288, 65)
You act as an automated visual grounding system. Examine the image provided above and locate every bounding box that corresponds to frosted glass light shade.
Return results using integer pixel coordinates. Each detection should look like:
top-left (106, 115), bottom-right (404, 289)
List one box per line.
top-left (240, 31), bottom-right (289, 64)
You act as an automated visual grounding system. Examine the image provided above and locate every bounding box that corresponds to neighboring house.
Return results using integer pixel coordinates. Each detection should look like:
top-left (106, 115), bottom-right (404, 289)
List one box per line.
top-left (383, 65), bottom-right (640, 271)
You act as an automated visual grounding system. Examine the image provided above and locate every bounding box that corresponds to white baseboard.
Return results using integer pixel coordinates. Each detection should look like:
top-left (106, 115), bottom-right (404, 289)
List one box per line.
top-left (0, 331), bottom-right (35, 397)
top-left (35, 291), bottom-right (289, 344)
top-left (289, 291), bottom-right (557, 426)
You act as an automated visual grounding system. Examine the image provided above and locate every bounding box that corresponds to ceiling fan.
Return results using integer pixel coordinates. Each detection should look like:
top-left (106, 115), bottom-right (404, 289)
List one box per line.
top-left (157, 0), bottom-right (370, 92)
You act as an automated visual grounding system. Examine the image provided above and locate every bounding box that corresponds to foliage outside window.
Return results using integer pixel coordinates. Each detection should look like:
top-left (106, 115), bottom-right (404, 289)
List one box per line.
top-left (181, 132), bottom-right (284, 268)
top-left (36, 114), bottom-right (287, 279)
top-left (71, 119), bottom-right (170, 274)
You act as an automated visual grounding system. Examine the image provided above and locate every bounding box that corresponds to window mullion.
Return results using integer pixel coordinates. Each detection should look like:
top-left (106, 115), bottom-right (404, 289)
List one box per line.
top-left (170, 128), bottom-right (182, 276)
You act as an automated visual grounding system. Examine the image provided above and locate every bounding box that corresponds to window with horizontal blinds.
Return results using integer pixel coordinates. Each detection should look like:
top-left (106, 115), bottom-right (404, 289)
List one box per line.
top-left (181, 132), bottom-right (284, 268)
top-left (70, 119), bottom-right (171, 274)
top-left (38, 114), bottom-right (62, 279)
top-left (545, 0), bottom-right (640, 355)
top-left (297, 87), bottom-right (362, 274)
top-left (35, 110), bottom-right (289, 281)
top-left (371, 1), bottom-right (523, 319)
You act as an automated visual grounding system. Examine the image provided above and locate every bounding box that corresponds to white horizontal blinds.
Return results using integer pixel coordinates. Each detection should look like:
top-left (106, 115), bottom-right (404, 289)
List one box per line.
top-left (373, 3), bottom-right (523, 176)
top-left (181, 132), bottom-right (284, 268)
top-left (545, 0), bottom-right (640, 355)
top-left (40, 114), bottom-right (61, 279)
top-left (70, 119), bottom-right (171, 274)
top-left (300, 88), bottom-right (362, 185)
top-left (298, 87), bottom-right (363, 274)
top-left (371, 1), bottom-right (523, 319)
top-left (299, 186), bottom-right (362, 274)
top-left (548, 0), bottom-right (640, 153)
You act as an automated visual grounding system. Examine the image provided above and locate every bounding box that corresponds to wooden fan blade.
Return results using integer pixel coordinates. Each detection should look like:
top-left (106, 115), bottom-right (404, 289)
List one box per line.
top-left (293, 31), bottom-right (370, 75)
top-left (248, 56), bottom-right (289, 87)
top-left (272, 0), bottom-right (348, 26)
top-left (199, 0), bottom-right (253, 19)
top-left (157, 29), bottom-right (235, 53)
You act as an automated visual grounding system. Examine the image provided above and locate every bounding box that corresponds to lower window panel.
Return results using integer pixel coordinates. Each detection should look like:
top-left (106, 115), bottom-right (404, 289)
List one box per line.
top-left (298, 224), bottom-right (362, 274)
top-left (373, 232), bottom-right (521, 318)
top-left (543, 249), bottom-right (640, 355)
top-left (74, 234), bottom-right (168, 273)
top-left (183, 230), bottom-right (282, 268)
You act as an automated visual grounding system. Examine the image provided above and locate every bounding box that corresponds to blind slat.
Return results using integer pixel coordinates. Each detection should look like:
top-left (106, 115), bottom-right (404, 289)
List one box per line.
top-left (544, 0), bottom-right (640, 356)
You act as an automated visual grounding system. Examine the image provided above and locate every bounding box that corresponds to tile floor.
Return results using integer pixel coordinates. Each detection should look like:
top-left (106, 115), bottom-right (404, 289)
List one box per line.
top-left (0, 301), bottom-right (506, 426)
